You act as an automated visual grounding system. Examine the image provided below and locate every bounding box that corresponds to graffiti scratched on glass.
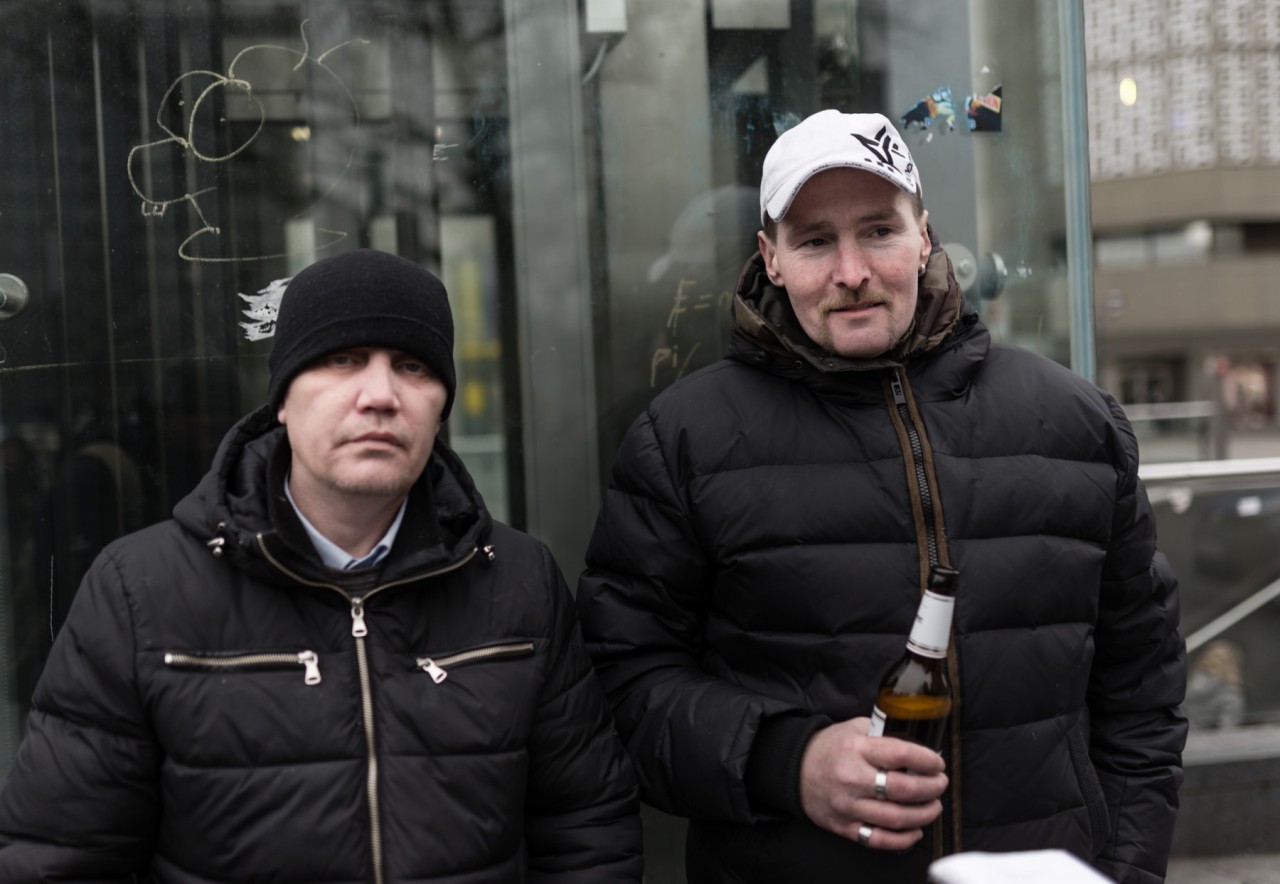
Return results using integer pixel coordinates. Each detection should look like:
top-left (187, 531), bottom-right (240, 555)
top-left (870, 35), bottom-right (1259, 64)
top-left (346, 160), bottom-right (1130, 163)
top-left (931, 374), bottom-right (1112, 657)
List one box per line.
top-left (652, 280), bottom-right (733, 388)
top-left (127, 21), bottom-right (369, 264)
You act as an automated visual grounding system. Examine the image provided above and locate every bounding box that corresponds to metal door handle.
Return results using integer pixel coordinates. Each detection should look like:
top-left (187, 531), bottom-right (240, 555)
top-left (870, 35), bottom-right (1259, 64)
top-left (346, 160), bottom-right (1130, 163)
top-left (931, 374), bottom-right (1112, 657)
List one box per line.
top-left (0, 273), bottom-right (29, 318)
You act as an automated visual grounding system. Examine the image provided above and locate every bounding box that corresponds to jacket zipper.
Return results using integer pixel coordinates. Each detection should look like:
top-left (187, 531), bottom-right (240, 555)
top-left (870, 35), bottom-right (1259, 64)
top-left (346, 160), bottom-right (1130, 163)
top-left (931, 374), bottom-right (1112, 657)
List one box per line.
top-left (253, 534), bottom-right (489, 884)
top-left (417, 641), bottom-right (535, 684)
top-left (885, 368), bottom-right (962, 857)
top-left (163, 650), bottom-right (322, 685)
top-left (889, 371), bottom-right (939, 566)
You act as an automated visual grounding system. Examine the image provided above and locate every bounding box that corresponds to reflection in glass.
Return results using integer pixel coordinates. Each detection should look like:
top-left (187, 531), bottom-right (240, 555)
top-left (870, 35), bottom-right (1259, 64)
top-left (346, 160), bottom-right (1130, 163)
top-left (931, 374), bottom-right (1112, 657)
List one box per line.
top-left (1150, 474), bottom-right (1280, 726)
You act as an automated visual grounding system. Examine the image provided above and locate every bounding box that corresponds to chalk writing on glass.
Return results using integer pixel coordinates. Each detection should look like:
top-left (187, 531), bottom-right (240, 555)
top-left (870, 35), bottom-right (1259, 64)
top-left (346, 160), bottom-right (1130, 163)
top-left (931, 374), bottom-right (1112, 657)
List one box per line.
top-left (651, 279), bottom-right (732, 388)
top-left (126, 20), bottom-right (370, 263)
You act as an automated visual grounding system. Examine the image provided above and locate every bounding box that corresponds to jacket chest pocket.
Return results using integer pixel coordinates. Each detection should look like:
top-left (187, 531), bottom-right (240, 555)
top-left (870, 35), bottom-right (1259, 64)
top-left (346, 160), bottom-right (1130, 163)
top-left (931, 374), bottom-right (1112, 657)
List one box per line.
top-left (154, 648), bottom-right (346, 764)
top-left (164, 649), bottom-right (323, 685)
top-left (414, 640), bottom-right (535, 684)
top-left (397, 641), bottom-right (539, 751)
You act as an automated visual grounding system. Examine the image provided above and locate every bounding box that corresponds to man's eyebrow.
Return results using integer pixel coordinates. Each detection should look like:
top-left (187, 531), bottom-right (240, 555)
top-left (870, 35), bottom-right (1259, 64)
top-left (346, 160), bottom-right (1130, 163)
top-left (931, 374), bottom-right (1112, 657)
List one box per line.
top-left (783, 220), bottom-right (831, 242)
top-left (783, 208), bottom-right (900, 242)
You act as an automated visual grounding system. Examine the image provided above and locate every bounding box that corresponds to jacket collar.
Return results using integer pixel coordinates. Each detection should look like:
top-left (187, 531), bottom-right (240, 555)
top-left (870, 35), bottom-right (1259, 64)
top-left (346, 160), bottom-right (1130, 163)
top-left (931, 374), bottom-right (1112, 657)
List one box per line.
top-left (174, 405), bottom-right (490, 589)
top-left (262, 434), bottom-right (440, 572)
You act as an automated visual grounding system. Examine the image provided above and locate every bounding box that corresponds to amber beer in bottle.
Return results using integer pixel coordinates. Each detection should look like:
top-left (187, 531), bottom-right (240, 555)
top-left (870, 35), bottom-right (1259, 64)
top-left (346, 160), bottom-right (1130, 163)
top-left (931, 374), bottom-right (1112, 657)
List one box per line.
top-left (867, 565), bottom-right (959, 751)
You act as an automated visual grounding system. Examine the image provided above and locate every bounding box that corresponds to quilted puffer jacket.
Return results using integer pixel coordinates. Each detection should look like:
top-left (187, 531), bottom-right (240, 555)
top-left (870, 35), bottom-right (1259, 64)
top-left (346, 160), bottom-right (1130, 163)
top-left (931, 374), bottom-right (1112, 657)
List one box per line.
top-left (577, 244), bottom-right (1186, 883)
top-left (0, 405), bottom-right (643, 883)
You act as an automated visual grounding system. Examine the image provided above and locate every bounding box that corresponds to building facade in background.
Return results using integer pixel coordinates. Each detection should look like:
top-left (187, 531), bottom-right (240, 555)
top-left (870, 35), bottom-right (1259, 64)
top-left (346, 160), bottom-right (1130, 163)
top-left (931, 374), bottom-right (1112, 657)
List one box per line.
top-left (1087, 4), bottom-right (1280, 865)
top-left (1087, 0), bottom-right (1280, 458)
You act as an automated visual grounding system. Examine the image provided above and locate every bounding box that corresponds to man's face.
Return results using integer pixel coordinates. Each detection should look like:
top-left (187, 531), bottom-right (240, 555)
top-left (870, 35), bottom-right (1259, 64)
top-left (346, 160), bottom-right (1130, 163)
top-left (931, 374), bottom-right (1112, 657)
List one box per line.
top-left (277, 347), bottom-right (447, 507)
top-left (757, 167), bottom-right (931, 359)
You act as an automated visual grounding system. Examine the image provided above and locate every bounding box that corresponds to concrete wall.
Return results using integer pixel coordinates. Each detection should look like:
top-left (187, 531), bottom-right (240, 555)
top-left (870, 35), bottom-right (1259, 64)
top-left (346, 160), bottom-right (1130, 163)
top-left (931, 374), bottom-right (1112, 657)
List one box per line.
top-left (1092, 168), bottom-right (1280, 232)
top-left (1096, 254), bottom-right (1280, 341)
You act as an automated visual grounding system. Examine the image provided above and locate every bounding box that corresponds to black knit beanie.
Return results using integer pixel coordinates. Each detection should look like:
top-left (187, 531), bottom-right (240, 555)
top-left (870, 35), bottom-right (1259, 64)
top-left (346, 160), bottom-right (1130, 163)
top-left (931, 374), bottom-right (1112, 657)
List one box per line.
top-left (267, 249), bottom-right (456, 420)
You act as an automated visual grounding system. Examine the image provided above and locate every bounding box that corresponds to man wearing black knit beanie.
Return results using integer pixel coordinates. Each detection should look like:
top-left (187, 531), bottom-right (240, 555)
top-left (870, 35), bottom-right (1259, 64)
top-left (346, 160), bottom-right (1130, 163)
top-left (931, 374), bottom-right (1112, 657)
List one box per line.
top-left (0, 249), bottom-right (644, 883)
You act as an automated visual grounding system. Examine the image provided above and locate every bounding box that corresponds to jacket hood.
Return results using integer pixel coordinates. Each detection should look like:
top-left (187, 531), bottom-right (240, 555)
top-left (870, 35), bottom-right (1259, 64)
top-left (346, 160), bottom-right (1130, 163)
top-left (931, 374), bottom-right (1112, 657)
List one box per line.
top-left (730, 224), bottom-right (968, 373)
top-left (173, 404), bottom-right (491, 585)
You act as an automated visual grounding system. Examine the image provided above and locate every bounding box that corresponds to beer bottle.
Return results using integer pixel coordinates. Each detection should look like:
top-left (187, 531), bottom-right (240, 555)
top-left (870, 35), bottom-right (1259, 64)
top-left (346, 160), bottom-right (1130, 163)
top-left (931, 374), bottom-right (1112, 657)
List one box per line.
top-left (867, 565), bottom-right (958, 751)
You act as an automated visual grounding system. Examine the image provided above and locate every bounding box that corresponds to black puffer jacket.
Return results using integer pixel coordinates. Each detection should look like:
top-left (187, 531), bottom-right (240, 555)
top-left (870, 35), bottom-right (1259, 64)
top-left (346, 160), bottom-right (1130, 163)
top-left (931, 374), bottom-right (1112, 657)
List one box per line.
top-left (0, 406), bottom-right (643, 883)
top-left (577, 247), bottom-right (1186, 883)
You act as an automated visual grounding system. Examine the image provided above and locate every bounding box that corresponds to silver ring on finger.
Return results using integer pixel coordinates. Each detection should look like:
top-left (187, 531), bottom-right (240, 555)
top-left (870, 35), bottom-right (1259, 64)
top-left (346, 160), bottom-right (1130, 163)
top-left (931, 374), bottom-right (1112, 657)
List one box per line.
top-left (874, 768), bottom-right (889, 801)
top-left (857, 824), bottom-right (874, 848)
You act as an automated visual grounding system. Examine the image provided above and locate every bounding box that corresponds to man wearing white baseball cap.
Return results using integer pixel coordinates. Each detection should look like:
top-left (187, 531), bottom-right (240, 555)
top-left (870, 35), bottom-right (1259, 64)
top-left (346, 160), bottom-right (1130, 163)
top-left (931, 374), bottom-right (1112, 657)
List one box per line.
top-left (578, 109), bottom-right (1186, 883)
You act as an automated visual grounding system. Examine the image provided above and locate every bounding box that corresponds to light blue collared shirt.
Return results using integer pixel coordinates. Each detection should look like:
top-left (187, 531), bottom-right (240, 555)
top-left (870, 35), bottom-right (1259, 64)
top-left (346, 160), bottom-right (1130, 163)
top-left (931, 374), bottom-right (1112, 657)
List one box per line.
top-left (284, 475), bottom-right (408, 570)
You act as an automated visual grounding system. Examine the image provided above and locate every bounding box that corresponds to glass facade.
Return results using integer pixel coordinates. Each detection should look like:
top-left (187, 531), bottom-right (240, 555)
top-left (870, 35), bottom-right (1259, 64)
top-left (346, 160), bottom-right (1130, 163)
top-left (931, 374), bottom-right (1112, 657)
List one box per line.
top-left (0, 0), bottom-right (1095, 871)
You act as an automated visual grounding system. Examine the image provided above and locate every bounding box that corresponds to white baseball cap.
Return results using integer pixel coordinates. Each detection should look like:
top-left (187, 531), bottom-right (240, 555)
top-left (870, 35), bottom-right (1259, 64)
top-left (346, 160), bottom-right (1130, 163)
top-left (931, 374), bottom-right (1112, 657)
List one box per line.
top-left (759, 110), bottom-right (923, 224)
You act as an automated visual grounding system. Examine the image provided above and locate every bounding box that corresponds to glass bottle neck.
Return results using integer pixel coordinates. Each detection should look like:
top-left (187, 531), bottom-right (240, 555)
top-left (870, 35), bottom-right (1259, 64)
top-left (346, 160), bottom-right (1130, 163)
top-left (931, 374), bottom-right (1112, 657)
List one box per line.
top-left (906, 589), bottom-right (955, 659)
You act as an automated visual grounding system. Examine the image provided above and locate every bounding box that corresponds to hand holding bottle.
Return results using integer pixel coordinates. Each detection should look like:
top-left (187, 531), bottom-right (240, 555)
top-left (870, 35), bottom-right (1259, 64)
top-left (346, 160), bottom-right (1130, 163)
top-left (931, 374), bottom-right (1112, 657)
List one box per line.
top-left (798, 717), bottom-right (947, 850)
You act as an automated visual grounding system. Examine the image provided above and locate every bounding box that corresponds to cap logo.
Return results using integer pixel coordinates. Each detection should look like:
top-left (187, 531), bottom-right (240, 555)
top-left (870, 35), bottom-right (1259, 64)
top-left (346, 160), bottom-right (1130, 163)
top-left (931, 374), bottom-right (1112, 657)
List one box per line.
top-left (852, 125), bottom-right (911, 173)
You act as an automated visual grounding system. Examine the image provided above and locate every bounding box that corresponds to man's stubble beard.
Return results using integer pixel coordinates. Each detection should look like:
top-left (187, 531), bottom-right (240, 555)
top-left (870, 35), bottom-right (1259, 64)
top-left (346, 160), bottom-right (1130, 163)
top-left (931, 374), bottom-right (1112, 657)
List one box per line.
top-left (327, 463), bottom-right (422, 499)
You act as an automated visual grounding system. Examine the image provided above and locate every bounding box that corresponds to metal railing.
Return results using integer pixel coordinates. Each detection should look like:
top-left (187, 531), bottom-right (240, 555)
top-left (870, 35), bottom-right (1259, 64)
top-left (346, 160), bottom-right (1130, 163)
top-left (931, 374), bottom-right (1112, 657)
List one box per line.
top-left (1124, 399), bottom-right (1228, 462)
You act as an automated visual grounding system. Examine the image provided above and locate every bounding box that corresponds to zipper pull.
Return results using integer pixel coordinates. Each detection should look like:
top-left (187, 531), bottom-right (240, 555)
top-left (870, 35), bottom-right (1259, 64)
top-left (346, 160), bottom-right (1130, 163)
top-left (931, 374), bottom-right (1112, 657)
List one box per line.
top-left (483, 544), bottom-right (496, 562)
top-left (417, 658), bottom-right (448, 684)
top-left (298, 650), bottom-right (322, 685)
top-left (206, 522), bottom-right (228, 557)
top-left (890, 374), bottom-right (907, 405)
top-left (351, 599), bottom-right (368, 637)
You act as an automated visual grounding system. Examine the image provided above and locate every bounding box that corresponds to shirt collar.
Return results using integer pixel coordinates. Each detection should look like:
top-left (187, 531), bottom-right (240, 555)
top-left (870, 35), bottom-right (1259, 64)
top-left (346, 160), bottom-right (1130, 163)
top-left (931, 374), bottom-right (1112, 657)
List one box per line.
top-left (283, 474), bottom-right (408, 570)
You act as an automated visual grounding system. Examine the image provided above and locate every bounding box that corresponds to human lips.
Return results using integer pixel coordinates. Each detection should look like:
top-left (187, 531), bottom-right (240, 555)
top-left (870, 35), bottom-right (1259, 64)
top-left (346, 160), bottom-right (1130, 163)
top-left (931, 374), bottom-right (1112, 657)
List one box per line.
top-left (348, 430), bottom-right (404, 449)
top-left (826, 299), bottom-right (883, 315)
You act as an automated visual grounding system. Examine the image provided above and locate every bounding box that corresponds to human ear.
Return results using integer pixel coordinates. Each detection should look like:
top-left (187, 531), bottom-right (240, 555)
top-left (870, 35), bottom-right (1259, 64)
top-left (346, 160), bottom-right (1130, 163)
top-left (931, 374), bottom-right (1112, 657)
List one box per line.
top-left (758, 230), bottom-right (784, 286)
top-left (917, 210), bottom-right (932, 266)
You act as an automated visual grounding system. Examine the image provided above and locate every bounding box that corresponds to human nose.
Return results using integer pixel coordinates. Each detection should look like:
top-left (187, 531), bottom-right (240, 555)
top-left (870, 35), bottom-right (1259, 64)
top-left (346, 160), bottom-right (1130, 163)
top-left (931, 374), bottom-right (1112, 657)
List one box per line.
top-left (354, 355), bottom-right (399, 412)
top-left (831, 240), bottom-right (870, 290)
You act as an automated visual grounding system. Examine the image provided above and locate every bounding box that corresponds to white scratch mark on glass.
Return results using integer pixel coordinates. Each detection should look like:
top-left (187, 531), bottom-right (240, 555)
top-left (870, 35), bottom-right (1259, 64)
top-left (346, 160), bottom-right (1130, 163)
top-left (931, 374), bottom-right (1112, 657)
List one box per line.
top-left (126, 19), bottom-right (370, 263)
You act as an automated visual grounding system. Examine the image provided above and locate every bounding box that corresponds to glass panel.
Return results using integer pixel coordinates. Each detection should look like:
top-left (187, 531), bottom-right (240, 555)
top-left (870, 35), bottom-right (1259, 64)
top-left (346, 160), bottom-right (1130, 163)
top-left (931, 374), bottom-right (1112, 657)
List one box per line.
top-left (0, 0), bottom-right (520, 760)
top-left (588, 0), bottom-right (1085, 464)
top-left (1148, 473), bottom-right (1280, 726)
top-left (577, 5), bottom-right (1086, 873)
